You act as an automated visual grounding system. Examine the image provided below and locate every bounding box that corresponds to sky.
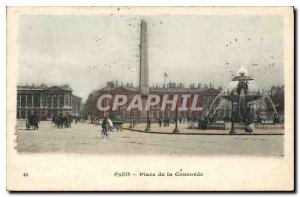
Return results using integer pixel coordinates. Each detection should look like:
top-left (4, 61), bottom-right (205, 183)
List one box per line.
top-left (18, 14), bottom-right (283, 101)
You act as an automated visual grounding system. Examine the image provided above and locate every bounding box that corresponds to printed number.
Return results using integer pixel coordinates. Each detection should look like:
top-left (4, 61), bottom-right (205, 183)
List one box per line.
top-left (23, 173), bottom-right (28, 177)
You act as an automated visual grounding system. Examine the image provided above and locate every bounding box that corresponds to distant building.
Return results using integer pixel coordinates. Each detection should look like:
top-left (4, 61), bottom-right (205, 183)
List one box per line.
top-left (85, 85), bottom-right (220, 122)
top-left (72, 95), bottom-right (82, 117)
top-left (17, 84), bottom-right (81, 119)
top-left (269, 85), bottom-right (284, 115)
top-left (271, 85), bottom-right (284, 97)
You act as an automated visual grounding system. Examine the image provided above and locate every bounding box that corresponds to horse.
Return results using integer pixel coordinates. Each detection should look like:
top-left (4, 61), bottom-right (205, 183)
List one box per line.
top-left (64, 116), bottom-right (72, 128)
top-left (26, 115), bottom-right (39, 130)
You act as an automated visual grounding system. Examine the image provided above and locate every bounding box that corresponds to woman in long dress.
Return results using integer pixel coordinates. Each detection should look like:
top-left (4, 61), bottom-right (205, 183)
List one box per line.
top-left (107, 118), bottom-right (113, 131)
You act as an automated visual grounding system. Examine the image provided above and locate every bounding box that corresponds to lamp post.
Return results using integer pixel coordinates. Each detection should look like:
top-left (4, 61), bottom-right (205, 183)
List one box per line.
top-left (133, 111), bottom-right (136, 127)
top-left (173, 96), bottom-right (180, 133)
top-left (229, 93), bottom-right (236, 134)
top-left (129, 109), bottom-right (133, 128)
top-left (145, 110), bottom-right (151, 132)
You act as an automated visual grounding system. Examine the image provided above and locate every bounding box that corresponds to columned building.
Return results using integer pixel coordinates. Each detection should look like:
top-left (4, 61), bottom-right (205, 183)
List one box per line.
top-left (17, 85), bottom-right (81, 119)
top-left (86, 84), bottom-right (220, 122)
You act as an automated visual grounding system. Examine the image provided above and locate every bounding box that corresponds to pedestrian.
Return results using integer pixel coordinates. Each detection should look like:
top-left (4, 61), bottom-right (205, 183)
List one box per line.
top-left (179, 117), bottom-right (182, 124)
top-left (133, 118), bottom-right (136, 126)
top-left (147, 118), bottom-right (151, 128)
top-left (166, 118), bottom-right (169, 127)
top-left (102, 117), bottom-right (108, 136)
top-left (107, 117), bottom-right (113, 131)
top-left (158, 119), bottom-right (162, 127)
top-left (163, 119), bottom-right (167, 127)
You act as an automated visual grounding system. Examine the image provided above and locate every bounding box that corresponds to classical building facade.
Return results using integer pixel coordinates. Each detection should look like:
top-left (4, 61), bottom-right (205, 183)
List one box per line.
top-left (17, 85), bottom-right (81, 119)
top-left (85, 84), bottom-right (221, 122)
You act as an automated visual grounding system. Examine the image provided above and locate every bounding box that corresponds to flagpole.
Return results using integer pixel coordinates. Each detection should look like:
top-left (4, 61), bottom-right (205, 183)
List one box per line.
top-left (164, 72), bottom-right (168, 87)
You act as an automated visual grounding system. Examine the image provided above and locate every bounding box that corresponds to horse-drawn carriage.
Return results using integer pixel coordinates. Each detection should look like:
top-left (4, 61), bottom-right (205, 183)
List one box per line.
top-left (108, 114), bottom-right (123, 131)
top-left (112, 120), bottom-right (123, 131)
top-left (52, 112), bottom-right (73, 128)
top-left (26, 114), bottom-right (39, 130)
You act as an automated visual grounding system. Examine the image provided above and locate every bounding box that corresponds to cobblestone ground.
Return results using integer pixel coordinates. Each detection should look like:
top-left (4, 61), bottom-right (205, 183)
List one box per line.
top-left (16, 120), bottom-right (284, 156)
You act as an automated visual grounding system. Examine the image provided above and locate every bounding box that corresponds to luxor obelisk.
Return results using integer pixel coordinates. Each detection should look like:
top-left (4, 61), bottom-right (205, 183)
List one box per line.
top-left (139, 20), bottom-right (151, 131)
top-left (140, 20), bottom-right (149, 95)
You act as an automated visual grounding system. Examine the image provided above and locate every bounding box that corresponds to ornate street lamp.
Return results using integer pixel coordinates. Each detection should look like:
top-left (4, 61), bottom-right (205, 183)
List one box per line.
top-left (229, 92), bottom-right (236, 134)
top-left (129, 109), bottom-right (134, 128)
top-left (173, 96), bottom-right (180, 133)
top-left (145, 110), bottom-right (151, 132)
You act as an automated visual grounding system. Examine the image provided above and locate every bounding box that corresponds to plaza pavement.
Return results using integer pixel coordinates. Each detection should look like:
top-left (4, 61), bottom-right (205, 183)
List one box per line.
top-left (16, 120), bottom-right (284, 156)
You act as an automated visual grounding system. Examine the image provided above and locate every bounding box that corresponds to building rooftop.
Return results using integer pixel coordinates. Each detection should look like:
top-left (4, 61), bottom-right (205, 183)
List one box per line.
top-left (98, 86), bottom-right (220, 94)
top-left (17, 84), bottom-right (73, 91)
top-left (72, 95), bottom-right (82, 100)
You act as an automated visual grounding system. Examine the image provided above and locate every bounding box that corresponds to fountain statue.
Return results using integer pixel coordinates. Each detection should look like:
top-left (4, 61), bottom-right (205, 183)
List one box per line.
top-left (223, 70), bottom-right (262, 122)
top-left (221, 67), bottom-right (262, 133)
top-left (194, 66), bottom-right (282, 133)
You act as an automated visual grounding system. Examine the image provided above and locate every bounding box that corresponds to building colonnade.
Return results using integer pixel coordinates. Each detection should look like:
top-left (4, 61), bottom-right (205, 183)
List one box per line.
top-left (17, 92), bottom-right (72, 119)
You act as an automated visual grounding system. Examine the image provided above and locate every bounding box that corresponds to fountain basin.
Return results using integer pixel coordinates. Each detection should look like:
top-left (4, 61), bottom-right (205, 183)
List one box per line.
top-left (188, 122), bottom-right (284, 130)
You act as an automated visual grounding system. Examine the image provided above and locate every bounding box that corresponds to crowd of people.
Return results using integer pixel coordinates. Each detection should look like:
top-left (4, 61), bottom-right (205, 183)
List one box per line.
top-left (156, 116), bottom-right (187, 127)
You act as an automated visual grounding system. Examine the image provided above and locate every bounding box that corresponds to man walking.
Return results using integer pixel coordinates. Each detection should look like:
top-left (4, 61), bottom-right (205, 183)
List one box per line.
top-left (163, 118), bottom-right (167, 127)
top-left (102, 117), bottom-right (108, 136)
top-left (158, 119), bottom-right (162, 127)
top-left (147, 118), bottom-right (151, 129)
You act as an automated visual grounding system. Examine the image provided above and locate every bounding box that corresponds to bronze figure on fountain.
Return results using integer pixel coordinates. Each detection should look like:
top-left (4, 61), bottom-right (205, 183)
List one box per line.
top-left (223, 68), bottom-right (262, 134)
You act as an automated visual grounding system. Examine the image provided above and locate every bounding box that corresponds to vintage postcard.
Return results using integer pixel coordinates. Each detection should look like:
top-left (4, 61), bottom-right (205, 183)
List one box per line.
top-left (6, 7), bottom-right (294, 191)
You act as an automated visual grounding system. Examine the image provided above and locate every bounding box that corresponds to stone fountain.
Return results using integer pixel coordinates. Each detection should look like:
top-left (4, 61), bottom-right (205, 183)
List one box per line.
top-left (222, 68), bottom-right (263, 133)
top-left (193, 66), bottom-right (283, 133)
